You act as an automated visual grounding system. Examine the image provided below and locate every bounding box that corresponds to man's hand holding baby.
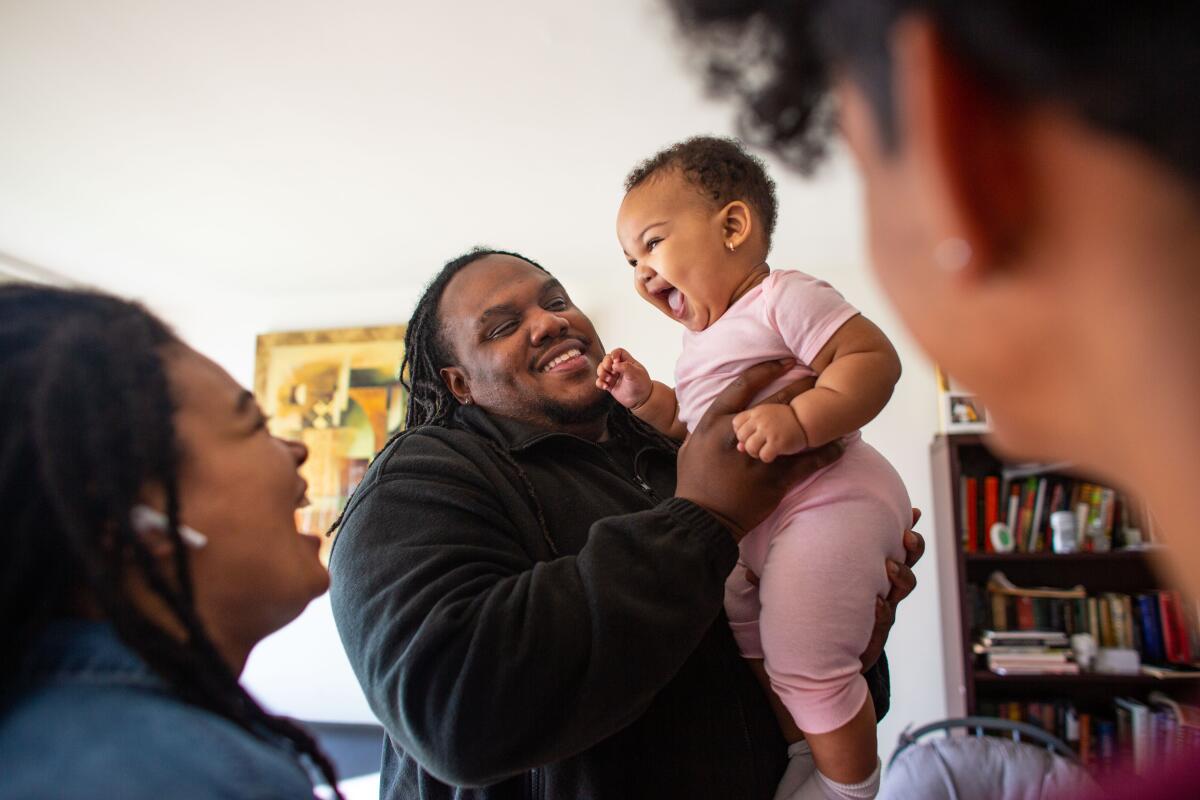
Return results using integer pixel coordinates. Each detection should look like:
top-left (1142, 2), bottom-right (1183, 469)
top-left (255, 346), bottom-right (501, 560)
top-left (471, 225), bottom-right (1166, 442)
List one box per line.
top-left (733, 403), bottom-right (810, 463)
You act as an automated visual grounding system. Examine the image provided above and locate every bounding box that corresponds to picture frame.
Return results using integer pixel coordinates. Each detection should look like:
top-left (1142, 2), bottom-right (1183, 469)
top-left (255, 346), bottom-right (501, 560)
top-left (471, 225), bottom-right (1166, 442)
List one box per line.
top-left (254, 324), bottom-right (407, 562)
top-left (936, 366), bottom-right (991, 434)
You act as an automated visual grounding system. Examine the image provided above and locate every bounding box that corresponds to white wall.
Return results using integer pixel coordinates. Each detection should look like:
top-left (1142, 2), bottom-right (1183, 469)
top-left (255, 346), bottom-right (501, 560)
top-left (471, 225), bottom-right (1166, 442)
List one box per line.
top-left (1, 0), bottom-right (946, 765)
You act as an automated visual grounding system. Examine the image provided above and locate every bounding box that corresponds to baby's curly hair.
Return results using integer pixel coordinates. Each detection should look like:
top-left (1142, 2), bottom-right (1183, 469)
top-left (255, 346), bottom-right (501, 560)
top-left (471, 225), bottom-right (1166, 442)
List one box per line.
top-left (625, 136), bottom-right (778, 250)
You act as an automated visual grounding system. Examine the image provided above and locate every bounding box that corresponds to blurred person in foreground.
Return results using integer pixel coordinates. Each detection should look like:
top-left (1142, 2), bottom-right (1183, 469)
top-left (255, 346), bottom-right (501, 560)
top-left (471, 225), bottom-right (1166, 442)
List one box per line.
top-left (665, 1), bottom-right (1200, 797)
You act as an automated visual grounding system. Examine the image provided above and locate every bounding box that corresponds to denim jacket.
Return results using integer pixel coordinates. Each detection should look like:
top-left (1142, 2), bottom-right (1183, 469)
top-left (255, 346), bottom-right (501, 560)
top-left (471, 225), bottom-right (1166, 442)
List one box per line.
top-left (0, 620), bottom-right (316, 800)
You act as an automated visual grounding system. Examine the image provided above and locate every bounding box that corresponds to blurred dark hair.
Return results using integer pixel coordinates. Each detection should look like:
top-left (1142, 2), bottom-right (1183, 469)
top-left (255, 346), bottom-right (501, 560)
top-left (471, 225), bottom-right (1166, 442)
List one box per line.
top-left (668, 0), bottom-right (1200, 187)
top-left (625, 135), bottom-right (779, 249)
top-left (0, 284), bottom-right (341, 796)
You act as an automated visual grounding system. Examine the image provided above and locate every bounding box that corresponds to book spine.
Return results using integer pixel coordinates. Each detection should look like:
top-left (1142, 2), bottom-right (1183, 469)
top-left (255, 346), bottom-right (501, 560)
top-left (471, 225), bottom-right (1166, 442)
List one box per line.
top-left (1161, 591), bottom-right (1183, 663)
top-left (1138, 594), bottom-right (1165, 662)
top-left (984, 476), bottom-right (1000, 548)
top-left (1006, 485), bottom-right (1021, 545)
top-left (1016, 596), bottom-right (1036, 631)
top-left (966, 477), bottom-right (980, 553)
top-left (1079, 713), bottom-right (1092, 765)
top-left (1031, 478), bottom-right (1048, 552)
top-left (1167, 591), bottom-right (1193, 663)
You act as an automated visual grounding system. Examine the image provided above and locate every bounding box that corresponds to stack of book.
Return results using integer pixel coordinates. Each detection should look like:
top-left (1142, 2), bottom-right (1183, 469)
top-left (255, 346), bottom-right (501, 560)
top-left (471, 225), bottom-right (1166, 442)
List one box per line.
top-left (978, 693), bottom-right (1200, 774)
top-left (977, 629), bottom-right (1079, 675)
top-left (967, 572), bottom-right (1200, 667)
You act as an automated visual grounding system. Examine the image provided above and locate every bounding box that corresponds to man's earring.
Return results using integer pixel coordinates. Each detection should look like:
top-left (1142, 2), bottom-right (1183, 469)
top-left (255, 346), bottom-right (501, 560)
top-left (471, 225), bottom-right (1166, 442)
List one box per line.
top-left (934, 237), bottom-right (972, 271)
top-left (462, 396), bottom-right (473, 406)
top-left (726, 241), bottom-right (735, 253)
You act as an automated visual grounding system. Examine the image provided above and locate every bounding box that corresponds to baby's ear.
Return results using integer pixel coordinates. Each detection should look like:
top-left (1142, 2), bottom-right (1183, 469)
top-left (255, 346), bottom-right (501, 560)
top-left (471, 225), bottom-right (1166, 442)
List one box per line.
top-left (720, 201), bottom-right (753, 250)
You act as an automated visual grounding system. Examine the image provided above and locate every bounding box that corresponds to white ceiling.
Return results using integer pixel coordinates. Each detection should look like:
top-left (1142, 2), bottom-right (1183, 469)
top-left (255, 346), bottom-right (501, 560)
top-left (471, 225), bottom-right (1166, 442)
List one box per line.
top-left (0, 0), bottom-right (865, 306)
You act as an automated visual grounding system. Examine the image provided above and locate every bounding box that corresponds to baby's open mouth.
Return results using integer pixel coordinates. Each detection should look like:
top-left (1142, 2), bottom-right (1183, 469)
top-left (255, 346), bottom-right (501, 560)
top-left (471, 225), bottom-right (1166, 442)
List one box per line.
top-left (651, 283), bottom-right (687, 319)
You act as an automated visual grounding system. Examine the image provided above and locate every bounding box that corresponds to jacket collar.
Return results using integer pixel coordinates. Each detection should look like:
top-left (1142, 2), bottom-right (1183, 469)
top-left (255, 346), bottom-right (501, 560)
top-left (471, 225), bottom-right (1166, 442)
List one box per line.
top-left (451, 403), bottom-right (601, 453)
top-left (19, 619), bottom-right (165, 691)
top-left (450, 403), bottom-right (671, 456)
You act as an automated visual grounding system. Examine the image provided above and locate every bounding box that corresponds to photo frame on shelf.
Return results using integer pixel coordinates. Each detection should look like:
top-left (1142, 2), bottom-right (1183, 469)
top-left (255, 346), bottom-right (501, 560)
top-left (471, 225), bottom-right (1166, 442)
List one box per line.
top-left (254, 324), bottom-right (407, 564)
top-left (937, 366), bottom-right (991, 434)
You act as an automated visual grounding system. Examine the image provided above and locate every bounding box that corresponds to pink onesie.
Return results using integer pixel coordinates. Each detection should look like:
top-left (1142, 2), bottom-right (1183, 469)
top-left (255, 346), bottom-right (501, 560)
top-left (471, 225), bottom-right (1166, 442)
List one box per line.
top-left (676, 269), bottom-right (910, 734)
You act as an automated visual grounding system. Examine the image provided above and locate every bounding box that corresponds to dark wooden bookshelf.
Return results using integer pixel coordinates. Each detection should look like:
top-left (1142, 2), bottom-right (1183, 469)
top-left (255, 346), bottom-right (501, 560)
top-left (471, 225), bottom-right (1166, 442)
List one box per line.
top-left (931, 434), bottom-right (1198, 717)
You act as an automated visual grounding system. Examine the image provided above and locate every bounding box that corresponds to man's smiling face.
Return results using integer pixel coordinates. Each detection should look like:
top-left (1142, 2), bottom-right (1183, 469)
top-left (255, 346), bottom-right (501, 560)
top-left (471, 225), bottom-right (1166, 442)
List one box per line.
top-left (437, 254), bottom-right (612, 431)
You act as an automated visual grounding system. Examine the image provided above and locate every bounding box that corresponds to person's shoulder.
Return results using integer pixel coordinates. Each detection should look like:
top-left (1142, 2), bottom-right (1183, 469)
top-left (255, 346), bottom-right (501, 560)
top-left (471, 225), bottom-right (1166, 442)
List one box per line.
top-left (0, 683), bottom-right (311, 800)
top-left (760, 268), bottom-right (853, 319)
top-left (371, 423), bottom-right (491, 476)
top-left (762, 268), bottom-right (838, 295)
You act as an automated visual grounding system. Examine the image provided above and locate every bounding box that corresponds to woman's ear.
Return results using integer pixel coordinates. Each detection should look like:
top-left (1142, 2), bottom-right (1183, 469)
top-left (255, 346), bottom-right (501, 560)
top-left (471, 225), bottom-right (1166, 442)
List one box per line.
top-left (719, 201), bottom-right (754, 251)
top-left (439, 366), bottom-right (472, 405)
top-left (893, 16), bottom-right (1033, 279)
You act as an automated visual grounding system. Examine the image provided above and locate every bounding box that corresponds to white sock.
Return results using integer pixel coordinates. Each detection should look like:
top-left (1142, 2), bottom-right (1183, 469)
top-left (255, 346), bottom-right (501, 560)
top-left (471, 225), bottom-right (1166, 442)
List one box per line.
top-left (772, 740), bottom-right (816, 800)
top-left (784, 759), bottom-right (881, 800)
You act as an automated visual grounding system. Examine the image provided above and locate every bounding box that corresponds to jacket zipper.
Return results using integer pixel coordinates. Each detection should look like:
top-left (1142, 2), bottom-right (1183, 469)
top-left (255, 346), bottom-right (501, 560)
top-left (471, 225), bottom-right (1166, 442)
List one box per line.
top-left (527, 767), bottom-right (542, 800)
top-left (597, 446), bottom-right (662, 504)
top-left (514, 432), bottom-right (664, 504)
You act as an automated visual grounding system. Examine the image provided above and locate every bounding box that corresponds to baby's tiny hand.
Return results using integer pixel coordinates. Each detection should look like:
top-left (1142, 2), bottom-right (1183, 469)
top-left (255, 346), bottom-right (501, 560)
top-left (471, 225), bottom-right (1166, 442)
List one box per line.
top-left (731, 404), bottom-right (809, 463)
top-left (596, 348), bottom-right (652, 410)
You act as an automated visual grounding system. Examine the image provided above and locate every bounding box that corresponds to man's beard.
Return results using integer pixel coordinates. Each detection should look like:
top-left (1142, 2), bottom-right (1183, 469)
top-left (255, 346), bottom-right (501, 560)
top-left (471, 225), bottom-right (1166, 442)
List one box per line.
top-left (536, 390), bottom-right (615, 427)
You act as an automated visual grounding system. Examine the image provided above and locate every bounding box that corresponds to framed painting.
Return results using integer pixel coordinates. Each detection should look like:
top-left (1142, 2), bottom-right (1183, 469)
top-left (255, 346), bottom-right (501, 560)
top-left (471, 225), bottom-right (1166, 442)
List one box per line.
top-left (254, 325), bottom-right (407, 563)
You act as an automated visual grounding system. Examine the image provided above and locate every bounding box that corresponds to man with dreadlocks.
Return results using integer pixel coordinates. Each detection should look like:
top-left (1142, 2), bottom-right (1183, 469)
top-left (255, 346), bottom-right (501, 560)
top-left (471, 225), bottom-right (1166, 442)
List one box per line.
top-left (329, 249), bottom-right (923, 800)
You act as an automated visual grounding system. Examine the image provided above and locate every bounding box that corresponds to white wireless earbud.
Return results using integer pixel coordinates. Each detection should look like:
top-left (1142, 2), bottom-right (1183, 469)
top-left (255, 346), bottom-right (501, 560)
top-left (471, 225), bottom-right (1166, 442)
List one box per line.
top-left (130, 505), bottom-right (209, 549)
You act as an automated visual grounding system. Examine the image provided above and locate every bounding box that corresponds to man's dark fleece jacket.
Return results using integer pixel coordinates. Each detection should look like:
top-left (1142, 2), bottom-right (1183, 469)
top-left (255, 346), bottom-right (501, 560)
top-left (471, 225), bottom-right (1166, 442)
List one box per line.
top-left (329, 404), bottom-right (890, 799)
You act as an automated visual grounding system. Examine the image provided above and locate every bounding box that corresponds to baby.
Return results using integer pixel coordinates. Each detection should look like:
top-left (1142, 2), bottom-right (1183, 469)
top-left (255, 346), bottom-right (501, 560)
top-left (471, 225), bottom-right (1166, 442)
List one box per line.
top-left (598, 137), bottom-right (910, 800)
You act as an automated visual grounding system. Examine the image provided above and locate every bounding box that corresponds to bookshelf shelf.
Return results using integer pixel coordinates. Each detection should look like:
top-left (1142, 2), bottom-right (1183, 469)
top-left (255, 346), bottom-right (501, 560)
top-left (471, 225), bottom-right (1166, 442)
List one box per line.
top-left (964, 550), bottom-right (1157, 565)
top-left (962, 549), bottom-right (1160, 594)
top-left (973, 671), bottom-right (1200, 687)
top-left (930, 433), bottom-right (1199, 755)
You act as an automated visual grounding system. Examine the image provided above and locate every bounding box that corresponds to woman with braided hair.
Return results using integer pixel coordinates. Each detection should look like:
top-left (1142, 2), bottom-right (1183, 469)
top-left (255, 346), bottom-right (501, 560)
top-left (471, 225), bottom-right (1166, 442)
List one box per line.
top-left (0, 284), bottom-right (339, 799)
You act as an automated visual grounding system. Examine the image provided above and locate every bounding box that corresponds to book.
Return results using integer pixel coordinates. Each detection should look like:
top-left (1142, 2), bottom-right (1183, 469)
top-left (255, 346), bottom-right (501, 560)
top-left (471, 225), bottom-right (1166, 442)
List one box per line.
top-left (1114, 697), bottom-right (1151, 773)
top-left (1006, 485), bottom-right (1021, 544)
top-left (1100, 597), bottom-right (1115, 647)
top-left (1019, 477), bottom-right (1038, 550)
top-left (1137, 594), bottom-right (1166, 663)
top-left (1030, 478), bottom-right (1048, 551)
top-left (965, 476), bottom-right (979, 553)
top-left (1108, 594), bottom-right (1129, 649)
top-left (1017, 596), bottom-right (1036, 631)
top-left (1046, 481), bottom-right (1065, 546)
top-left (981, 629), bottom-right (1069, 643)
top-left (1079, 713), bottom-right (1092, 765)
top-left (984, 476), bottom-right (1000, 549)
top-left (990, 663), bottom-right (1080, 676)
top-left (1161, 591), bottom-right (1195, 664)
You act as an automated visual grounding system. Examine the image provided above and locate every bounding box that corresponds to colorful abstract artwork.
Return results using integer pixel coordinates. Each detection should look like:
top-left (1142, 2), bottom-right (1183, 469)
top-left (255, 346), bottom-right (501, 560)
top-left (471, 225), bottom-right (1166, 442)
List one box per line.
top-left (254, 325), bottom-right (406, 563)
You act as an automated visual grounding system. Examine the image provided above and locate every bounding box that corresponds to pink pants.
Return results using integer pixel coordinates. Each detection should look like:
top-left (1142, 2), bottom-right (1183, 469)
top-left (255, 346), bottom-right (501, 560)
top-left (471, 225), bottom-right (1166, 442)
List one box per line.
top-left (725, 438), bottom-right (910, 734)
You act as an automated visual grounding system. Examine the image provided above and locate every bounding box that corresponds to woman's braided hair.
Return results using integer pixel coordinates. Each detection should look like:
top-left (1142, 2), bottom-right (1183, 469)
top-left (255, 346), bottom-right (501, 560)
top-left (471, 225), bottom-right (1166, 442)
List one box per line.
top-left (0, 283), bottom-right (342, 797)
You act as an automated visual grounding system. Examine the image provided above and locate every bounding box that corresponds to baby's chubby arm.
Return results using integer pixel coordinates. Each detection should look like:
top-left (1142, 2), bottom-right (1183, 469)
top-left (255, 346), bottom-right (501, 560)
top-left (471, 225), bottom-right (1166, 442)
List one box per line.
top-left (596, 348), bottom-right (689, 441)
top-left (733, 315), bottom-right (901, 461)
